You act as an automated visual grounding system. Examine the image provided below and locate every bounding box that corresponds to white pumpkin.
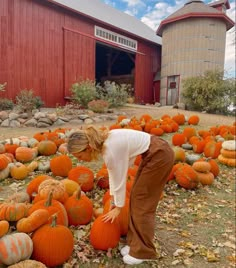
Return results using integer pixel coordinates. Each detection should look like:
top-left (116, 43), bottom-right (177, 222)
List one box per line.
top-left (222, 140), bottom-right (236, 151)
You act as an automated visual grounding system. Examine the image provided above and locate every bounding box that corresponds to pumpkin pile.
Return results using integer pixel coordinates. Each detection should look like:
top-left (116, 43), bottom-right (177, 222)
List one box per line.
top-left (0, 114), bottom-right (235, 267)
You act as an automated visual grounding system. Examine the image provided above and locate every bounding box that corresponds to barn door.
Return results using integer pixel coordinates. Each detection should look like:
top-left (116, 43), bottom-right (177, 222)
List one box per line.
top-left (135, 53), bottom-right (153, 103)
top-left (63, 29), bottom-right (95, 98)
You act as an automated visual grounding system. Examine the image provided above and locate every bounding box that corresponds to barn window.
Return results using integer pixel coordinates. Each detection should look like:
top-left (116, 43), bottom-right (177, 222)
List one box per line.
top-left (95, 26), bottom-right (137, 51)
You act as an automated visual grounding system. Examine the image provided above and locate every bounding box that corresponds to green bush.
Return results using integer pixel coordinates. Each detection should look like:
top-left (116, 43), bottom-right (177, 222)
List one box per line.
top-left (88, 99), bottom-right (109, 113)
top-left (96, 81), bottom-right (129, 107)
top-left (70, 79), bottom-right (97, 108)
top-left (15, 89), bottom-right (44, 112)
top-left (0, 98), bottom-right (14, 110)
top-left (181, 70), bottom-right (236, 115)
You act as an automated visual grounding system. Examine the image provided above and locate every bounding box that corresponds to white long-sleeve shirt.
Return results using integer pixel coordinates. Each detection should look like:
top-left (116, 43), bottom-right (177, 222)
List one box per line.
top-left (102, 129), bottom-right (150, 207)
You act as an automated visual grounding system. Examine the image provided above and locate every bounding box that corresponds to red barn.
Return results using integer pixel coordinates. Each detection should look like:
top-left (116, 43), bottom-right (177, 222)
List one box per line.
top-left (0, 0), bottom-right (162, 107)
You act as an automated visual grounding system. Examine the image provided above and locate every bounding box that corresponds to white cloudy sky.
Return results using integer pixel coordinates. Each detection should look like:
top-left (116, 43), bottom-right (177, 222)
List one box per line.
top-left (102, 0), bottom-right (235, 78)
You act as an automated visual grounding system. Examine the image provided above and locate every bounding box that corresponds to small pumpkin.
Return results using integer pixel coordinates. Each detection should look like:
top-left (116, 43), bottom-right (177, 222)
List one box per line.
top-left (15, 147), bottom-right (38, 163)
top-left (0, 233), bottom-right (33, 265)
top-left (61, 178), bottom-right (80, 196)
top-left (90, 214), bottom-right (120, 250)
top-left (31, 214), bottom-right (74, 267)
top-left (16, 209), bottom-right (50, 233)
top-left (26, 175), bottom-right (53, 199)
top-left (192, 161), bottom-right (211, 173)
top-left (0, 220), bottom-right (9, 238)
top-left (10, 162), bottom-right (29, 180)
top-left (37, 140), bottom-right (57, 156)
top-left (195, 171), bottom-right (214, 186)
top-left (0, 202), bottom-right (29, 221)
top-left (0, 154), bottom-right (9, 171)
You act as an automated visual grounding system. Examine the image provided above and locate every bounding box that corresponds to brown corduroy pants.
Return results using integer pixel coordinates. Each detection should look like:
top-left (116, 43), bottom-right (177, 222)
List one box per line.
top-left (127, 136), bottom-right (174, 259)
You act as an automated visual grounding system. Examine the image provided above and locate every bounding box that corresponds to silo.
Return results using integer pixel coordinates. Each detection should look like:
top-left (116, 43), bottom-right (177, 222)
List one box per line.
top-left (156, 0), bottom-right (235, 106)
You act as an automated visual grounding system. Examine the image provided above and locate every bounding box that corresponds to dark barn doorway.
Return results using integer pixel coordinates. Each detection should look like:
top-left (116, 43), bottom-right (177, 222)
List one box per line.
top-left (95, 42), bottom-right (135, 90)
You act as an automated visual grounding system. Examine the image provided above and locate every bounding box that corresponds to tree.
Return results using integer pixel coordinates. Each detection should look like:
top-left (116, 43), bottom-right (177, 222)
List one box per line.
top-left (181, 70), bottom-right (235, 115)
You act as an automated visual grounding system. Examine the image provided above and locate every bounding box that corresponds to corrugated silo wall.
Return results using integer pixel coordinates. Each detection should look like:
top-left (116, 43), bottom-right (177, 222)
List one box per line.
top-left (160, 17), bottom-right (227, 105)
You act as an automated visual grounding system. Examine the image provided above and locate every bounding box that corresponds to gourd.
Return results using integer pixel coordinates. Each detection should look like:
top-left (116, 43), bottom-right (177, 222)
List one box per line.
top-left (173, 147), bottom-right (186, 163)
top-left (90, 214), bottom-right (120, 250)
top-left (26, 161), bottom-right (38, 172)
top-left (50, 155), bottom-right (72, 177)
top-left (0, 233), bottom-right (33, 265)
top-left (64, 189), bottom-right (93, 226)
top-left (0, 220), bottom-right (9, 238)
top-left (31, 214), bottom-right (74, 267)
top-left (16, 209), bottom-right (49, 233)
top-left (28, 191), bottom-right (68, 226)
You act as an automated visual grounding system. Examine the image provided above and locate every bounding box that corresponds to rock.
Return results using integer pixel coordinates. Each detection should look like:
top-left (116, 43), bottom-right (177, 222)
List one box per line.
top-left (1, 119), bottom-right (10, 127)
top-left (24, 118), bottom-right (38, 127)
top-left (34, 112), bottom-right (46, 119)
top-left (0, 111), bottom-right (9, 120)
top-left (9, 120), bottom-right (21, 128)
top-left (37, 122), bottom-right (51, 128)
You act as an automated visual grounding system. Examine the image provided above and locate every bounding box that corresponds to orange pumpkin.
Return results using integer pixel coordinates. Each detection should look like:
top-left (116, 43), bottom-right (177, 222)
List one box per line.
top-left (188, 115), bottom-right (200, 125)
top-left (192, 161), bottom-right (211, 173)
top-left (64, 189), bottom-right (93, 226)
top-left (38, 179), bottom-right (66, 200)
top-left (10, 162), bottom-right (29, 180)
top-left (172, 133), bottom-right (187, 146)
top-left (0, 220), bottom-right (9, 238)
top-left (26, 175), bottom-right (53, 199)
top-left (37, 140), bottom-right (57, 156)
top-left (0, 202), bottom-right (29, 221)
top-left (195, 171), bottom-right (214, 186)
top-left (175, 163), bottom-right (198, 189)
top-left (15, 147), bottom-right (38, 163)
top-left (0, 154), bottom-right (9, 171)
top-left (31, 214), bottom-right (74, 267)
top-left (50, 155), bottom-right (72, 177)
top-left (90, 214), bottom-right (120, 250)
top-left (68, 166), bottom-right (94, 192)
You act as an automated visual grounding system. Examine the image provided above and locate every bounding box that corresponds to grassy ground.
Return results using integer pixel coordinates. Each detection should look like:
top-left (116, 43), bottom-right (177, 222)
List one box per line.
top-left (0, 106), bottom-right (235, 268)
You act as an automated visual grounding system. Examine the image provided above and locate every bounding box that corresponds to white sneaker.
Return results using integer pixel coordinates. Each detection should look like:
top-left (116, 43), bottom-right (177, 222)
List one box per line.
top-left (120, 245), bottom-right (130, 256)
top-left (123, 254), bottom-right (145, 265)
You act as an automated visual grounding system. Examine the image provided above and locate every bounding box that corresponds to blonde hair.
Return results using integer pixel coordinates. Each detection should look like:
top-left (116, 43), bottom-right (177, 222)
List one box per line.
top-left (67, 126), bottom-right (108, 159)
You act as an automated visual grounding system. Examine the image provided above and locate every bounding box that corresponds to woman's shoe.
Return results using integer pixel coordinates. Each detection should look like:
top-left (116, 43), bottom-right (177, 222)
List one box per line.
top-left (123, 254), bottom-right (145, 265)
top-left (120, 245), bottom-right (130, 256)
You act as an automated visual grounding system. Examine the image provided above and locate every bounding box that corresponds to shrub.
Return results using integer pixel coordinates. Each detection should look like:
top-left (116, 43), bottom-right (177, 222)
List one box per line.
top-left (70, 79), bottom-right (97, 108)
top-left (0, 98), bottom-right (14, 110)
top-left (182, 69), bottom-right (235, 115)
top-left (15, 89), bottom-right (44, 112)
top-left (96, 81), bottom-right (129, 107)
top-left (88, 100), bottom-right (109, 113)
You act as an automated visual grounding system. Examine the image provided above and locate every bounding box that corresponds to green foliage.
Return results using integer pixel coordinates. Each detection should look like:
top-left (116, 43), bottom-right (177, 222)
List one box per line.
top-left (96, 81), bottom-right (129, 108)
top-left (88, 99), bottom-right (110, 113)
top-left (15, 89), bottom-right (44, 112)
top-left (70, 79), bottom-right (97, 108)
top-left (0, 98), bottom-right (14, 110)
top-left (0, 82), bottom-right (7, 92)
top-left (181, 70), bottom-right (236, 115)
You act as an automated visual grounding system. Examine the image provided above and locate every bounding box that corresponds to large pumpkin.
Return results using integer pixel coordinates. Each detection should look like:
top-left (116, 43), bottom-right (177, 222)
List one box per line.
top-left (175, 163), bottom-right (198, 189)
top-left (0, 233), bottom-right (33, 265)
top-left (90, 214), bottom-right (120, 250)
top-left (64, 189), bottom-right (93, 226)
top-left (68, 166), bottom-right (94, 192)
top-left (31, 214), bottom-right (74, 267)
top-left (38, 179), bottom-right (66, 200)
top-left (50, 155), bottom-right (72, 177)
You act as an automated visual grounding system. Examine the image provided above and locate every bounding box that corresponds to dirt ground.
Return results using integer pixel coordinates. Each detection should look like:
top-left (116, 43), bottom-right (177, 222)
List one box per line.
top-left (0, 105), bottom-right (235, 140)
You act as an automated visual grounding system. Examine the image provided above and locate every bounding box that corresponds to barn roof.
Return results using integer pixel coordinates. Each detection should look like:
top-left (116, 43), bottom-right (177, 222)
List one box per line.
top-left (156, 0), bottom-right (235, 36)
top-left (47, 0), bottom-right (162, 45)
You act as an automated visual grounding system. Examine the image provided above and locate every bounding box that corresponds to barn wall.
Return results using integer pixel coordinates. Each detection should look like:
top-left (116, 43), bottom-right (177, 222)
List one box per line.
top-left (0, 0), bottom-right (161, 107)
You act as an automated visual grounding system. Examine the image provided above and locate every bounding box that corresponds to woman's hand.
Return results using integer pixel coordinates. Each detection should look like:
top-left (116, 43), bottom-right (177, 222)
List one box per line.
top-left (102, 207), bottom-right (122, 223)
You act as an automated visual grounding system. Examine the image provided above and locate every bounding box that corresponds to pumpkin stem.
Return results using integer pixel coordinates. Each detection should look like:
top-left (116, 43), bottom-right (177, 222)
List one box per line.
top-left (75, 188), bottom-right (82, 199)
top-left (51, 213), bottom-right (58, 227)
top-left (45, 191), bottom-right (53, 207)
